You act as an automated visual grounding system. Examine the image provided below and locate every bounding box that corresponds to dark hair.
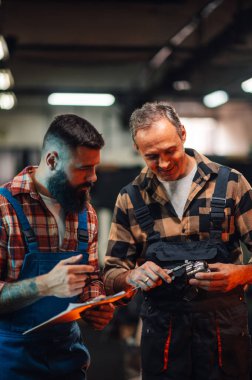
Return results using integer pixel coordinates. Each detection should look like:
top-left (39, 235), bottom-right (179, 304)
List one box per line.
top-left (129, 101), bottom-right (183, 142)
top-left (42, 114), bottom-right (104, 151)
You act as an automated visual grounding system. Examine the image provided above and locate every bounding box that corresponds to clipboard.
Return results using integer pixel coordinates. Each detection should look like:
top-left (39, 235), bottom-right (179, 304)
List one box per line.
top-left (23, 289), bottom-right (134, 335)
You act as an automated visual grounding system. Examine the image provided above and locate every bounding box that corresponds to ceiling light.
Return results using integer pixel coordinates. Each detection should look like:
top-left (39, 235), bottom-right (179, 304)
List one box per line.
top-left (203, 90), bottom-right (229, 108)
top-left (0, 36), bottom-right (9, 60)
top-left (201, 0), bottom-right (224, 18)
top-left (48, 93), bottom-right (115, 106)
top-left (170, 20), bottom-right (198, 46)
top-left (0, 69), bottom-right (14, 90)
top-left (241, 78), bottom-right (252, 93)
top-left (150, 47), bottom-right (172, 69)
top-left (173, 80), bottom-right (191, 91)
top-left (0, 92), bottom-right (16, 110)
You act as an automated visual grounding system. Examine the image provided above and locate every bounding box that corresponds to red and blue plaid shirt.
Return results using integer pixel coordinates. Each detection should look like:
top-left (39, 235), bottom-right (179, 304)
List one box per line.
top-left (0, 166), bottom-right (104, 301)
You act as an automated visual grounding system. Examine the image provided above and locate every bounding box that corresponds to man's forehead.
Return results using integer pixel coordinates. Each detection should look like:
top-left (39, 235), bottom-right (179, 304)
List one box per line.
top-left (70, 146), bottom-right (100, 163)
top-left (135, 119), bottom-right (178, 139)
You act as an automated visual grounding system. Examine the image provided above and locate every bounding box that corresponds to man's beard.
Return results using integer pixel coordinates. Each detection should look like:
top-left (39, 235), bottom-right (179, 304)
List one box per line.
top-left (47, 170), bottom-right (92, 213)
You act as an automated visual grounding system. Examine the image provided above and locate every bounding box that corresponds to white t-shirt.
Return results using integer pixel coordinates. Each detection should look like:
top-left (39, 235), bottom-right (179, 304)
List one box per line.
top-left (40, 194), bottom-right (65, 246)
top-left (159, 165), bottom-right (197, 220)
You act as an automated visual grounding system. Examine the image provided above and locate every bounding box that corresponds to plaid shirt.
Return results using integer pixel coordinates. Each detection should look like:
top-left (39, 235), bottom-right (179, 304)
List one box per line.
top-left (104, 149), bottom-right (252, 293)
top-left (0, 166), bottom-right (104, 301)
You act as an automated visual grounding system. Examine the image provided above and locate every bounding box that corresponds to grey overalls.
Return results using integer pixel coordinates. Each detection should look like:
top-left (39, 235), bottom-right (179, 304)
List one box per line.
top-left (126, 166), bottom-right (251, 380)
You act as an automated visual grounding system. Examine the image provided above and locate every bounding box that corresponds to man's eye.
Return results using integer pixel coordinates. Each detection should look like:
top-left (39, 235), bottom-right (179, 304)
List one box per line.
top-left (147, 156), bottom-right (158, 160)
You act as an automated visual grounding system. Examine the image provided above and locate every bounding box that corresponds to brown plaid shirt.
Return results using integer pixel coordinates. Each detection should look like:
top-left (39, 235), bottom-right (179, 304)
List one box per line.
top-left (0, 166), bottom-right (104, 300)
top-left (104, 149), bottom-right (252, 293)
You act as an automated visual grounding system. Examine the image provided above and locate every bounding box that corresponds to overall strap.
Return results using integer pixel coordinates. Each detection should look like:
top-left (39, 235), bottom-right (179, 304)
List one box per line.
top-left (125, 184), bottom-right (160, 242)
top-left (77, 209), bottom-right (89, 263)
top-left (0, 188), bottom-right (39, 253)
top-left (210, 166), bottom-right (231, 239)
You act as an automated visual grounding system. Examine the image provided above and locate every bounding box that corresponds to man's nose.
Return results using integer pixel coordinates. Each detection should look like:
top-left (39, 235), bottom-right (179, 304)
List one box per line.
top-left (159, 156), bottom-right (170, 169)
top-left (87, 168), bottom-right (97, 183)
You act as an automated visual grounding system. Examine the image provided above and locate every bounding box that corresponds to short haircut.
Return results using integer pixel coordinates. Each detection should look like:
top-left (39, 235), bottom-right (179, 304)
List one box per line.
top-left (129, 101), bottom-right (183, 142)
top-left (42, 114), bottom-right (104, 151)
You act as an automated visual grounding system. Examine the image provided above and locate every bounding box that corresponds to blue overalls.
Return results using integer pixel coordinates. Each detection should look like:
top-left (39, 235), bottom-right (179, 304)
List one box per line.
top-left (0, 188), bottom-right (91, 380)
top-left (126, 167), bottom-right (252, 380)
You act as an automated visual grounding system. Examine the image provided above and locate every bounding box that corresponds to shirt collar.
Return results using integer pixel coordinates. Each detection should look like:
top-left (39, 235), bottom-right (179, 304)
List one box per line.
top-left (10, 166), bottom-right (40, 200)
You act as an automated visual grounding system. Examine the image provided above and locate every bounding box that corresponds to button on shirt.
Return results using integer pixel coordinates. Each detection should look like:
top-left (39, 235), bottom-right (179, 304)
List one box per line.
top-left (0, 166), bottom-right (104, 301)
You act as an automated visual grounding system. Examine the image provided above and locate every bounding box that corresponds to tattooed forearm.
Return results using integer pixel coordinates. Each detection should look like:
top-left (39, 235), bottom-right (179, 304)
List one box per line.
top-left (0, 278), bottom-right (42, 314)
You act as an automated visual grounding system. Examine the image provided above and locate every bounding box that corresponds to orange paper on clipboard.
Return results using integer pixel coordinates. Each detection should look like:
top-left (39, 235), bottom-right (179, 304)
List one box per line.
top-left (23, 289), bottom-right (134, 335)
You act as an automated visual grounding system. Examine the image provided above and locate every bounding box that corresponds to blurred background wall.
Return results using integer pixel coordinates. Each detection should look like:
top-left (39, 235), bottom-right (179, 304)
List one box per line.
top-left (1, 0), bottom-right (252, 379)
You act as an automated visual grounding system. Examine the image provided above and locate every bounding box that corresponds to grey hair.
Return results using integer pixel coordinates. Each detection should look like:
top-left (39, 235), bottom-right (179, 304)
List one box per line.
top-left (129, 101), bottom-right (183, 143)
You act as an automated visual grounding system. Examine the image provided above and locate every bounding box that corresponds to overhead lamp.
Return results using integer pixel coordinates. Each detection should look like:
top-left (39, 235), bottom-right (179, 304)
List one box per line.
top-left (150, 47), bottom-right (172, 69)
top-left (148, 0), bottom-right (223, 71)
top-left (170, 20), bottom-right (198, 46)
top-left (203, 90), bottom-right (229, 108)
top-left (0, 36), bottom-right (9, 60)
top-left (0, 69), bottom-right (14, 90)
top-left (0, 92), bottom-right (16, 110)
top-left (48, 93), bottom-right (115, 106)
top-left (241, 78), bottom-right (252, 93)
top-left (201, 0), bottom-right (224, 18)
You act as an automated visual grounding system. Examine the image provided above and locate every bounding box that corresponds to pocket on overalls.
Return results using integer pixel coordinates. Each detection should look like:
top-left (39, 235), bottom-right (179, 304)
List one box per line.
top-left (215, 302), bottom-right (252, 377)
top-left (141, 313), bottom-right (172, 375)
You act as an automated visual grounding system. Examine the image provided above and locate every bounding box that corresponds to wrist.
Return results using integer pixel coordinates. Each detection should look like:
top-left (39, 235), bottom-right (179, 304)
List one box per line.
top-left (114, 270), bottom-right (134, 292)
top-left (238, 264), bottom-right (252, 286)
top-left (36, 274), bottom-right (51, 297)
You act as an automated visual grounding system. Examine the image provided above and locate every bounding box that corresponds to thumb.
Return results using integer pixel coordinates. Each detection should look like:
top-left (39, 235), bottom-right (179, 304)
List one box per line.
top-left (59, 254), bottom-right (83, 265)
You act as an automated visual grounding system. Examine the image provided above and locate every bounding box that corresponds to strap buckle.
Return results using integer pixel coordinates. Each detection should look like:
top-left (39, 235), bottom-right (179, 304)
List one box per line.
top-left (78, 229), bottom-right (89, 242)
top-left (211, 197), bottom-right (226, 208)
top-left (23, 229), bottom-right (37, 243)
top-left (210, 196), bottom-right (226, 223)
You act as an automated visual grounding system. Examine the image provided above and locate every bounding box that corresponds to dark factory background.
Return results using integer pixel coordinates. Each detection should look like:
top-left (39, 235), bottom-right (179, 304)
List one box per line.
top-left (1, 0), bottom-right (252, 379)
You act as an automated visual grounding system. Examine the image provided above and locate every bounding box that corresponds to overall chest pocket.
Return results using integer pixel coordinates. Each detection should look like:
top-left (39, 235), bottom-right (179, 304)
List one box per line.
top-left (146, 240), bottom-right (218, 266)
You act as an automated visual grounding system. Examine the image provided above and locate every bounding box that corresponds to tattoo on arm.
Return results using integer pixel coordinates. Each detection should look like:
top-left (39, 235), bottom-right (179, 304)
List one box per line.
top-left (0, 279), bottom-right (42, 314)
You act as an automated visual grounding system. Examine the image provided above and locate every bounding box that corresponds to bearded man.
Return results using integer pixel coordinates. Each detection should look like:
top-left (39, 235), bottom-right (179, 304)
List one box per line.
top-left (0, 114), bottom-right (114, 380)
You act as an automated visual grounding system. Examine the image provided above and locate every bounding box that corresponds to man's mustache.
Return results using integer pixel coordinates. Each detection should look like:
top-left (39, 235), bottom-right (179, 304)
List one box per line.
top-left (77, 181), bottom-right (94, 190)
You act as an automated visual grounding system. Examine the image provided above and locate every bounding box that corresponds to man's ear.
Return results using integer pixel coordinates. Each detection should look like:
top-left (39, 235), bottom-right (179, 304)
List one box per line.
top-left (46, 151), bottom-right (59, 170)
top-left (133, 142), bottom-right (139, 151)
top-left (180, 125), bottom-right (186, 143)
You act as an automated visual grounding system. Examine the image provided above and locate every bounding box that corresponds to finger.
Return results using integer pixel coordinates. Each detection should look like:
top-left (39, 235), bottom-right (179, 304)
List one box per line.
top-left (194, 271), bottom-right (224, 280)
top-left (70, 276), bottom-right (90, 285)
top-left (141, 275), bottom-right (155, 286)
top-left (189, 278), bottom-right (227, 291)
top-left (142, 263), bottom-right (172, 284)
top-left (67, 265), bottom-right (95, 273)
top-left (71, 283), bottom-right (86, 291)
top-left (59, 254), bottom-right (83, 265)
top-left (152, 267), bottom-right (172, 283)
top-left (143, 270), bottom-right (160, 283)
top-left (84, 311), bottom-right (114, 321)
top-left (98, 303), bottom-right (115, 311)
